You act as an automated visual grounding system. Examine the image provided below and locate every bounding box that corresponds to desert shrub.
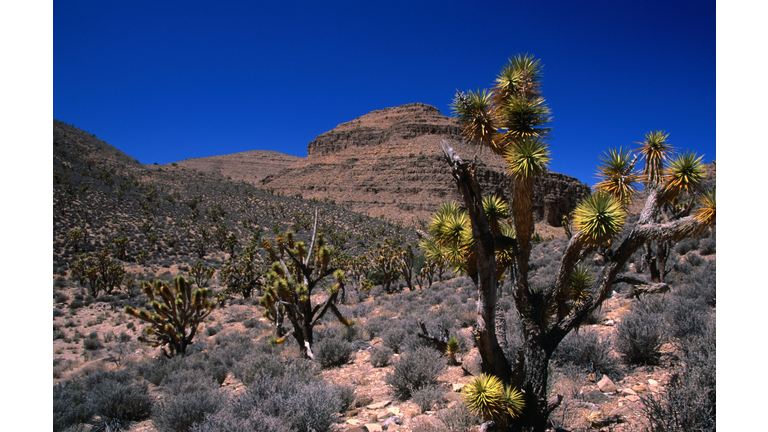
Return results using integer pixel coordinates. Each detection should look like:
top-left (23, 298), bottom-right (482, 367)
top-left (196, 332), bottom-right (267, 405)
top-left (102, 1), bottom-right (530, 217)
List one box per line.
top-left (674, 237), bottom-right (699, 256)
top-left (230, 369), bottom-right (346, 432)
top-left (336, 384), bottom-right (356, 412)
top-left (684, 252), bottom-right (704, 267)
top-left (614, 299), bottom-right (667, 366)
top-left (370, 345), bottom-right (393, 367)
top-left (68, 299), bottom-right (84, 310)
top-left (381, 325), bottom-right (408, 354)
top-left (242, 317), bottom-right (264, 329)
top-left (698, 238), bottom-right (716, 255)
top-left (54, 369), bottom-right (152, 432)
top-left (641, 323), bottom-right (715, 431)
top-left (88, 378), bottom-right (153, 431)
top-left (205, 324), bottom-right (222, 336)
top-left (314, 336), bottom-right (354, 368)
top-left (152, 389), bottom-right (225, 432)
top-left (665, 296), bottom-right (713, 340)
top-left (54, 291), bottom-right (70, 303)
top-left (671, 260), bottom-right (716, 306)
top-left (552, 328), bottom-right (622, 380)
top-left (385, 346), bottom-right (446, 399)
top-left (83, 334), bottom-right (103, 351)
top-left (53, 379), bottom-right (92, 431)
top-left (119, 331), bottom-right (132, 343)
top-left (436, 401), bottom-right (482, 432)
top-left (363, 315), bottom-right (389, 339)
top-left (192, 409), bottom-right (296, 432)
top-left (209, 331), bottom-right (255, 369)
top-left (133, 353), bottom-right (220, 387)
top-left (412, 384), bottom-right (446, 412)
top-left (233, 354), bottom-right (318, 388)
top-left (160, 369), bottom-right (220, 396)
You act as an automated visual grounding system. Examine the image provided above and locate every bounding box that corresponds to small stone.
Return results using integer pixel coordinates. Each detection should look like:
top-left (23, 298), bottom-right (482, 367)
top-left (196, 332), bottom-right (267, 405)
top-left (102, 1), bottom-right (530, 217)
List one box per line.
top-left (581, 389), bottom-right (610, 404)
top-left (364, 424), bottom-right (383, 432)
top-left (366, 400), bottom-right (391, 410)
top-left (625, 395), bottom-right (640, 402)
top-left (620, 388), bottom-right (637, 396)
top-left (648, 378), bottom-right (659, 387)
top-left (597, 375), bottom-right (618, 393)
top-left (377, 410), bottom-right (393, 420)
top-left (356, 396), bottom-right (374, 407)
top-left (452, 383), bottom-right (465, 392)
top-left (603, 319), bottom-right (615, 326)
top-left (382, 416), bottom-right (403, 429)
top-left (632, 384), bottom-right (647, 393)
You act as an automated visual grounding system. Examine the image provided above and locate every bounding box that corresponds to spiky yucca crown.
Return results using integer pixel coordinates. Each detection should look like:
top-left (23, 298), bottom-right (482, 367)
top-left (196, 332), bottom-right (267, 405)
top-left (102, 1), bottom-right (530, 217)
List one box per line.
top-left (503, 136), bottom-right (551, 180)
top-left (664, 150), bottom-right (705, 196)
top-left (462, 373), bottom-right (525, 424)
top-left (693, 188), bottom-right (716, 225)
top-left (594, 147), bottom-right (640, 206)
top-left (572, 192), bottom-right (627, 246)
top-left (636, 130), bottom-right (675, 186)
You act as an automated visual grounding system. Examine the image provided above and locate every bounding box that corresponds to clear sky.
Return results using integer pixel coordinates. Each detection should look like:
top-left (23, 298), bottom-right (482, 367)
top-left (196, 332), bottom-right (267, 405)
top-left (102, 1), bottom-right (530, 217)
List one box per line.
top-left (54, 0), bottom-right (715, 186)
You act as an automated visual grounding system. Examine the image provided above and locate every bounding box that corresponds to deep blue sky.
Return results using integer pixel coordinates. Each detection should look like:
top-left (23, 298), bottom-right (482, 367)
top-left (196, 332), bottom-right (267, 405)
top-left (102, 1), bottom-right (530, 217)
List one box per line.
top-left (54, 0), bottom-right (715, 186)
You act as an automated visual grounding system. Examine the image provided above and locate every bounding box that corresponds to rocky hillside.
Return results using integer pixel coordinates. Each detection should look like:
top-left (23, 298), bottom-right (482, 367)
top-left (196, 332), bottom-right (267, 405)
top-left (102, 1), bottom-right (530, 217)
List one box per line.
top-left (53, 120), bottom-right (416, 275)
top-left (173, 150), bottom-right (301, 184)
top-left (260, 103), bottom-right (591, 228)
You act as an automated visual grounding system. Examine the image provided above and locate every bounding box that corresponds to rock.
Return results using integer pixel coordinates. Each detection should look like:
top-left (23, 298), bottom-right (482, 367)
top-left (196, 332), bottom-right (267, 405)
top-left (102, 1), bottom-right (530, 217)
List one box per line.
top-left (346, 427), bottom-right (369, 432)
top-left (581, 389), bottom-right (610, 404)
top-left (382, 416), bottom-right (403, 429)
top-left (597, 375), bottom-right (618, 393)
top-left (620, 388), bottom-right (637, 396)
top-left (364, 424), bottom-right (383, 432)
top-left (356, 396), bottom-right (374, 407)
top-left (366, 400), bottom-right (391, 410)
top-left (376, 410), bottom-right (393, 420)
top-left (452, 383), bottom-right (465, 392)
top-left (632, 384), bottom-right (647, 393)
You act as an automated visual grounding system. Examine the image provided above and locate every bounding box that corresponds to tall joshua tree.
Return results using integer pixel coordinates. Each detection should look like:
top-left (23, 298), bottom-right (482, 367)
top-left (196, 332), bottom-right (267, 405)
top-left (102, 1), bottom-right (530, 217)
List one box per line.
top-left (431, 54), bottom-right (715, 432)
top-left (259, 210), bottom-right (352, 359)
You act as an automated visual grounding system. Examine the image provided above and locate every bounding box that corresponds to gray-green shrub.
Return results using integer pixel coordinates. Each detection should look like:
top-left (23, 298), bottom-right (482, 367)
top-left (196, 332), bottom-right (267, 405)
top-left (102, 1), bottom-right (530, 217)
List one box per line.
top-left (385, 346), bottom-right (446, 399)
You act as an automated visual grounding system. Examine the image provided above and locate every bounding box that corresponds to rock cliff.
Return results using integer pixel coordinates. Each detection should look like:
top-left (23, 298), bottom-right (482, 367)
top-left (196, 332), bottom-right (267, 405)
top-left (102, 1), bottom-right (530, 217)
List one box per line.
top-left (262, 103), bottom-right (590, 228)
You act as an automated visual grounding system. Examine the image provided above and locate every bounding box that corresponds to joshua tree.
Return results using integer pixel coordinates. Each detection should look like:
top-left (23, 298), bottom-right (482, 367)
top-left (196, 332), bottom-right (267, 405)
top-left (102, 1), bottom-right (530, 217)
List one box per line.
top-left (394, 243), bottom-right (416, 290)
top-left (220, 240), bottom-right (265, 298)
top-left (429, 54), bottom-right (715, 431)
top-left (124, 275), bottom-right (215, 357)
top-left (368, 239), bottom-right (400, 293)
top-left (189, 259), bottom-right (215, 288)
top-left (259, 211), bottom-right (353, 359)
top-left (67, 228), bottom-right (84, 252)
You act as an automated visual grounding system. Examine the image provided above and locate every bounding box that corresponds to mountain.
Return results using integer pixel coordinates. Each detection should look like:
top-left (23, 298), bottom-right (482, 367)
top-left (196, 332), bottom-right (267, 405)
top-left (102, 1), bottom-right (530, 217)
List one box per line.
top-left (173, 150), bottom-right (301, 184)
top-left (260, 103), bottom-right (591, 229)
